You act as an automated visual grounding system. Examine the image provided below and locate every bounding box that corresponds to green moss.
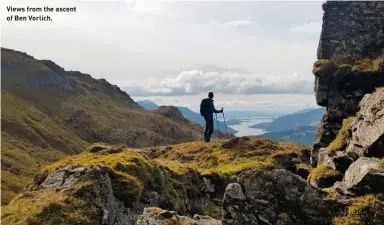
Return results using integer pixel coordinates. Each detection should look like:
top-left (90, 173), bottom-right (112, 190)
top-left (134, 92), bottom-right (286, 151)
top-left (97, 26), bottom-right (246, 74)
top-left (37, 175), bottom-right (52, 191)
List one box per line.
top-left (85, 143), bottom-right (109, 153)
top-left (351, 56), bottom-right (384, 73)
top-left (380, 159), bottom-right (384, 168)
top-left (333, 195), bottom-right (384, 225)
top-left (335, 64), bottom-right (352, 76)
top-left (1, 182), bottom-right (104, 225)
top-left (322, 188), bottom-right (341, 201)
top-left (328, 117), bottom-right (354, 154)
top-left (138, 207), bottom-right (198, 225)
top-left (276, 212), bottom-right (293, 225)
top-left (313, 56), bottom-right (384, 78)
top-left (296, 163), bottom-right (311, 179)
top-left (313, 59), bottom-right (334, 76)
top-left (296, 163), bottom-right (311, 171)
top-left (308, 165), bottom-right (341, 184)
top-left (157, 138), bottom-right (308, 176)
top-left (201, 203), bottom-right (222, 220)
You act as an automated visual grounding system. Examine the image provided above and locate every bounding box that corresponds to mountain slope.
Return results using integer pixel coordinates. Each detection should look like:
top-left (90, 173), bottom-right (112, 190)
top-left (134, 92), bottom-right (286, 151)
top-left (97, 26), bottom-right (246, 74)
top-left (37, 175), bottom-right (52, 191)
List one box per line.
top-left (250, 108), bottom-right (325, 132)
top-left (257, 125), bottom-right (318, 146)
top-left (137, 101), bottom-right (237, 134)
top-left (0, 48), bottom-right (206, 204)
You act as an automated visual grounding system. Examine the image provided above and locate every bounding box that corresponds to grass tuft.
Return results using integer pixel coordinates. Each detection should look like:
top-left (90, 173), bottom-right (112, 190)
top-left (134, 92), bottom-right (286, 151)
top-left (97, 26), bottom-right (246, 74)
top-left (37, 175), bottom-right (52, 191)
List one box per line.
top-left (328, 117), bottom-right (354, 154)
top-left (333, 195), bottom-right (384, 225)
top-left (308, 165), bottom-right (341, 185)
top-left (313, 56), bottom-right (384, 77)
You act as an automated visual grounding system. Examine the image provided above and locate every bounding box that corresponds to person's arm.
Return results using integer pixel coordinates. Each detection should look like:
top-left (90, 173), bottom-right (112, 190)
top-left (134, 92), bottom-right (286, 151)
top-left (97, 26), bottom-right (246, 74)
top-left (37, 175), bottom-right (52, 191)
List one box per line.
top-left (211, 100), bottom-right (223, 113)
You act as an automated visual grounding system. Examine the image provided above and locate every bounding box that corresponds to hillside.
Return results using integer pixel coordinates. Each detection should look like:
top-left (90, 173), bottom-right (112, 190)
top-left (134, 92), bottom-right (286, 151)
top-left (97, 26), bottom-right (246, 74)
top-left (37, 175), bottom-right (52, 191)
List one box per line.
top-left (1, 48), bottom-right (208, 204)
top-left (250, 108), bottom-right (325, 132)
top-left (2, 137), bottom-right (312, 225)
top-left (137, 100), bottom-right (237, 134)
top-left (257, 125), bottom-right (317, 146)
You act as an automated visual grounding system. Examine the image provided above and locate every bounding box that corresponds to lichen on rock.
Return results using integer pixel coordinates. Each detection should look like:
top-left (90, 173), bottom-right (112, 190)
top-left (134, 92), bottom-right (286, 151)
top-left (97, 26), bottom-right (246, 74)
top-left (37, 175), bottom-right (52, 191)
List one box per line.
top-left (222, 168), bottom-right (345, 225)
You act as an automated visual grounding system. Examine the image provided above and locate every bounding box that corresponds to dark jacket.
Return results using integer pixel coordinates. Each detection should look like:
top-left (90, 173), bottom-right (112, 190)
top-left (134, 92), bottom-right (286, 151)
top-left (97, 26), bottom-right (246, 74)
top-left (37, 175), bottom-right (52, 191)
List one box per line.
top-left (205, 98), bottom-right (222, 115)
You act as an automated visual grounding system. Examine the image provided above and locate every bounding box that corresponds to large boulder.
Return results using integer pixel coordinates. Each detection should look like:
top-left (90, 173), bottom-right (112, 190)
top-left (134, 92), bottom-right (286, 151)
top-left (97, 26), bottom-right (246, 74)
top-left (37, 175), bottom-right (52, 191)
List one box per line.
top-left (3, 164), bottom-right (143, 225)
top-left (334, 157), bottom-right (384, 195)
top-left (345, 88), bottom-right (384, 158)
top-left (318, 148), bottom-right (355, 174)
top-left (136, 207), bottom-right (222, 225)
top-left (222, 169), bottom-right (344, 225)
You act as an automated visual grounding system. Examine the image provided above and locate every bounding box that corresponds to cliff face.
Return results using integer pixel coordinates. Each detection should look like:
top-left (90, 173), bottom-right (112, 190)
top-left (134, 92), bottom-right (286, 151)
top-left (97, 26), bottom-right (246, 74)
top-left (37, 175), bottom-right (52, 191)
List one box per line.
top-left (317, 1), bottom-right (384, 60)
top-left (312, 1), bottom-right (384, 167)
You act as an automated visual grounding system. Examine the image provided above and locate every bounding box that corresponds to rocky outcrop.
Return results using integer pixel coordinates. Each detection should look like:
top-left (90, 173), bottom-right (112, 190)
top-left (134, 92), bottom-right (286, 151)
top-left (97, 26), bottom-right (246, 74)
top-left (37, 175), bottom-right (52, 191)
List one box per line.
top-left (316, 88), bottom-right (384, 170)
top-left (222, 169), bottom-right (344, 225)
top-left (136, 207), bottom-right (222, 225)
top-left (345, 89), bottom-right (384, 158)
top-left (311, 0), bottom-right (384, 167)
top-left (318, 148), bottom-right (354, 174)
top-left (27, 164), bottom-right (142, 225)
top-left (334, 157), bottom-right (384, 195)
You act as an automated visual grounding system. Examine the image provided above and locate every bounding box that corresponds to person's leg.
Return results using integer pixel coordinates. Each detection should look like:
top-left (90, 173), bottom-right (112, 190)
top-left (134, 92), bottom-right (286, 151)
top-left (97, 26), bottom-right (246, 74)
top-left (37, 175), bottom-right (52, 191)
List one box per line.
top-left (204, 115), bottom-right (209, 141)
top-left (207, 115), bottom-right (214, 142)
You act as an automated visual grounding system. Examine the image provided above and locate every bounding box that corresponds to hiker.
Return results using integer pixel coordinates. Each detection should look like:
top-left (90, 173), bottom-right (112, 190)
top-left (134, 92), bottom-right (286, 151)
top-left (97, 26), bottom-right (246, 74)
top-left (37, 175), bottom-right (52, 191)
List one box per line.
top-left (200, 92), bottom-right (223, 142)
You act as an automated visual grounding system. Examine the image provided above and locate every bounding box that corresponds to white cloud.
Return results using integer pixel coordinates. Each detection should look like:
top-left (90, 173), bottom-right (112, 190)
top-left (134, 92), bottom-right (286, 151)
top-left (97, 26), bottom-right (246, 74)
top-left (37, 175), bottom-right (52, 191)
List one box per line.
top-left (122, 69), bottom-right (313, 96)
top-left (290, 21), bottom-right (322, 34)
top-left (1, 1), bottom-right (323, 111)
top-left (209, 17), bottom-right (255, 28)
top-left (132, 93), bottom-right (318, 113)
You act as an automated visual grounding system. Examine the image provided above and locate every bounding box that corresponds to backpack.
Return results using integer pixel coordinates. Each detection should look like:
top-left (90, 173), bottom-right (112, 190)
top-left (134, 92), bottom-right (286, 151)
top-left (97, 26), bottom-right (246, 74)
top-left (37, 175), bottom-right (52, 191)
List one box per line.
top-left (200, 98), bottom-right (210, 116)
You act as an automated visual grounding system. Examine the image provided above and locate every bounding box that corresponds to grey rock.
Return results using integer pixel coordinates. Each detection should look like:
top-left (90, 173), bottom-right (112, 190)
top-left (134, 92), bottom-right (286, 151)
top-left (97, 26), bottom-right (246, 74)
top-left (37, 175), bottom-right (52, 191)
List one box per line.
top-left (346, 89), bottom-right (384, 158)
top-left (39, 164), bottom-right (89, 190)
top-left (37, 165), bottom-right (141, 225)
top-left (318, 148), bottom-right (355, 173)
top-left (203, 177), bottom-right (215, 193)
top-left (335, 157), bottom-right (384, 195)
top-left (136, 207), bottom-right (222, 225)
top-left (222, 169), bottom-right (345, 225)
top-left (224, 183), bottom-right (245, 201)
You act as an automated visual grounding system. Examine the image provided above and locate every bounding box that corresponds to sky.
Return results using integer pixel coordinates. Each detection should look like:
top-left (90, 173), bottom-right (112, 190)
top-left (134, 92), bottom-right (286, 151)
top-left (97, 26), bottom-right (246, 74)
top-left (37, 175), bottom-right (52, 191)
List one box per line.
top-left (1, 0), bottom-right (325, 114)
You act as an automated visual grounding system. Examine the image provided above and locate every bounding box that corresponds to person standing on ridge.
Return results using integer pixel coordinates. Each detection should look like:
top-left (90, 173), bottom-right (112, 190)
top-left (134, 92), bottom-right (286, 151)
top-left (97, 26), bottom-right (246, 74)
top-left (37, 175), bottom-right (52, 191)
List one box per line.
top-left (200, 92), bottom-right (223, 142)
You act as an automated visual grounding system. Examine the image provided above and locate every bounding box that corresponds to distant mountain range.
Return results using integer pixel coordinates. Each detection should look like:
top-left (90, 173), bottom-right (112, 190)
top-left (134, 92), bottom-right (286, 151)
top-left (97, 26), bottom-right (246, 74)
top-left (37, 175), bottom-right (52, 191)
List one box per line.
top-left (224, 111), bottom-right (282, 118)
top-left (136, 100), bottom-right (160, 110)
top-left (257, 125), bottom-right (317, 146)
top-left (250, 108), bottom-right (324, 132)
top-left (251, 108), bottom-right (324, 146)
top-left (137, 100), bottom-right (238, 134)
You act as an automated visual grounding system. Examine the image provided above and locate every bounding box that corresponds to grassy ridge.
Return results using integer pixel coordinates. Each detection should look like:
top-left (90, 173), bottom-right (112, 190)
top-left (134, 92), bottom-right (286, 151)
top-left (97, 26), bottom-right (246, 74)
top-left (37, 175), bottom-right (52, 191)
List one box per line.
top-left (2, 137), bottom-right (310, 224)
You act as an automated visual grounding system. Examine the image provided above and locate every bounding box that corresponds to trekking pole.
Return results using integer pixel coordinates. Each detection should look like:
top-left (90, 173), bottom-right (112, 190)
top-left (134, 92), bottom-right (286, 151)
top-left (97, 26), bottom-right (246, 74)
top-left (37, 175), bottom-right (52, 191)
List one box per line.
top-left (215, 113), bottom-right (221, 139)
top-left (222, 111), bottom-right (228, 138)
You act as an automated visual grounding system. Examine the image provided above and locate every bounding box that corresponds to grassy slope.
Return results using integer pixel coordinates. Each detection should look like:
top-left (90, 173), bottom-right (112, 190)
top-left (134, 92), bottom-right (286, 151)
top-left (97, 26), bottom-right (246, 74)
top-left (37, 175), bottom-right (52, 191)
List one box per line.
top-left (0, 48), bottom-right (205, 204)
top-left (1, 92), bottom-right (87, 204)
top-left (2, 137), bottom-right (310, 225)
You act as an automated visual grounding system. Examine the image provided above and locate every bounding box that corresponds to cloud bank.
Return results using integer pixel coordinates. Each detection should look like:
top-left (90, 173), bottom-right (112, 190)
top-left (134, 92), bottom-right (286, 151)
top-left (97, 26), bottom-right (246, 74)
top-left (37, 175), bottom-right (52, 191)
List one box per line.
top-left (122, 70), bottom-right (314, 96)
